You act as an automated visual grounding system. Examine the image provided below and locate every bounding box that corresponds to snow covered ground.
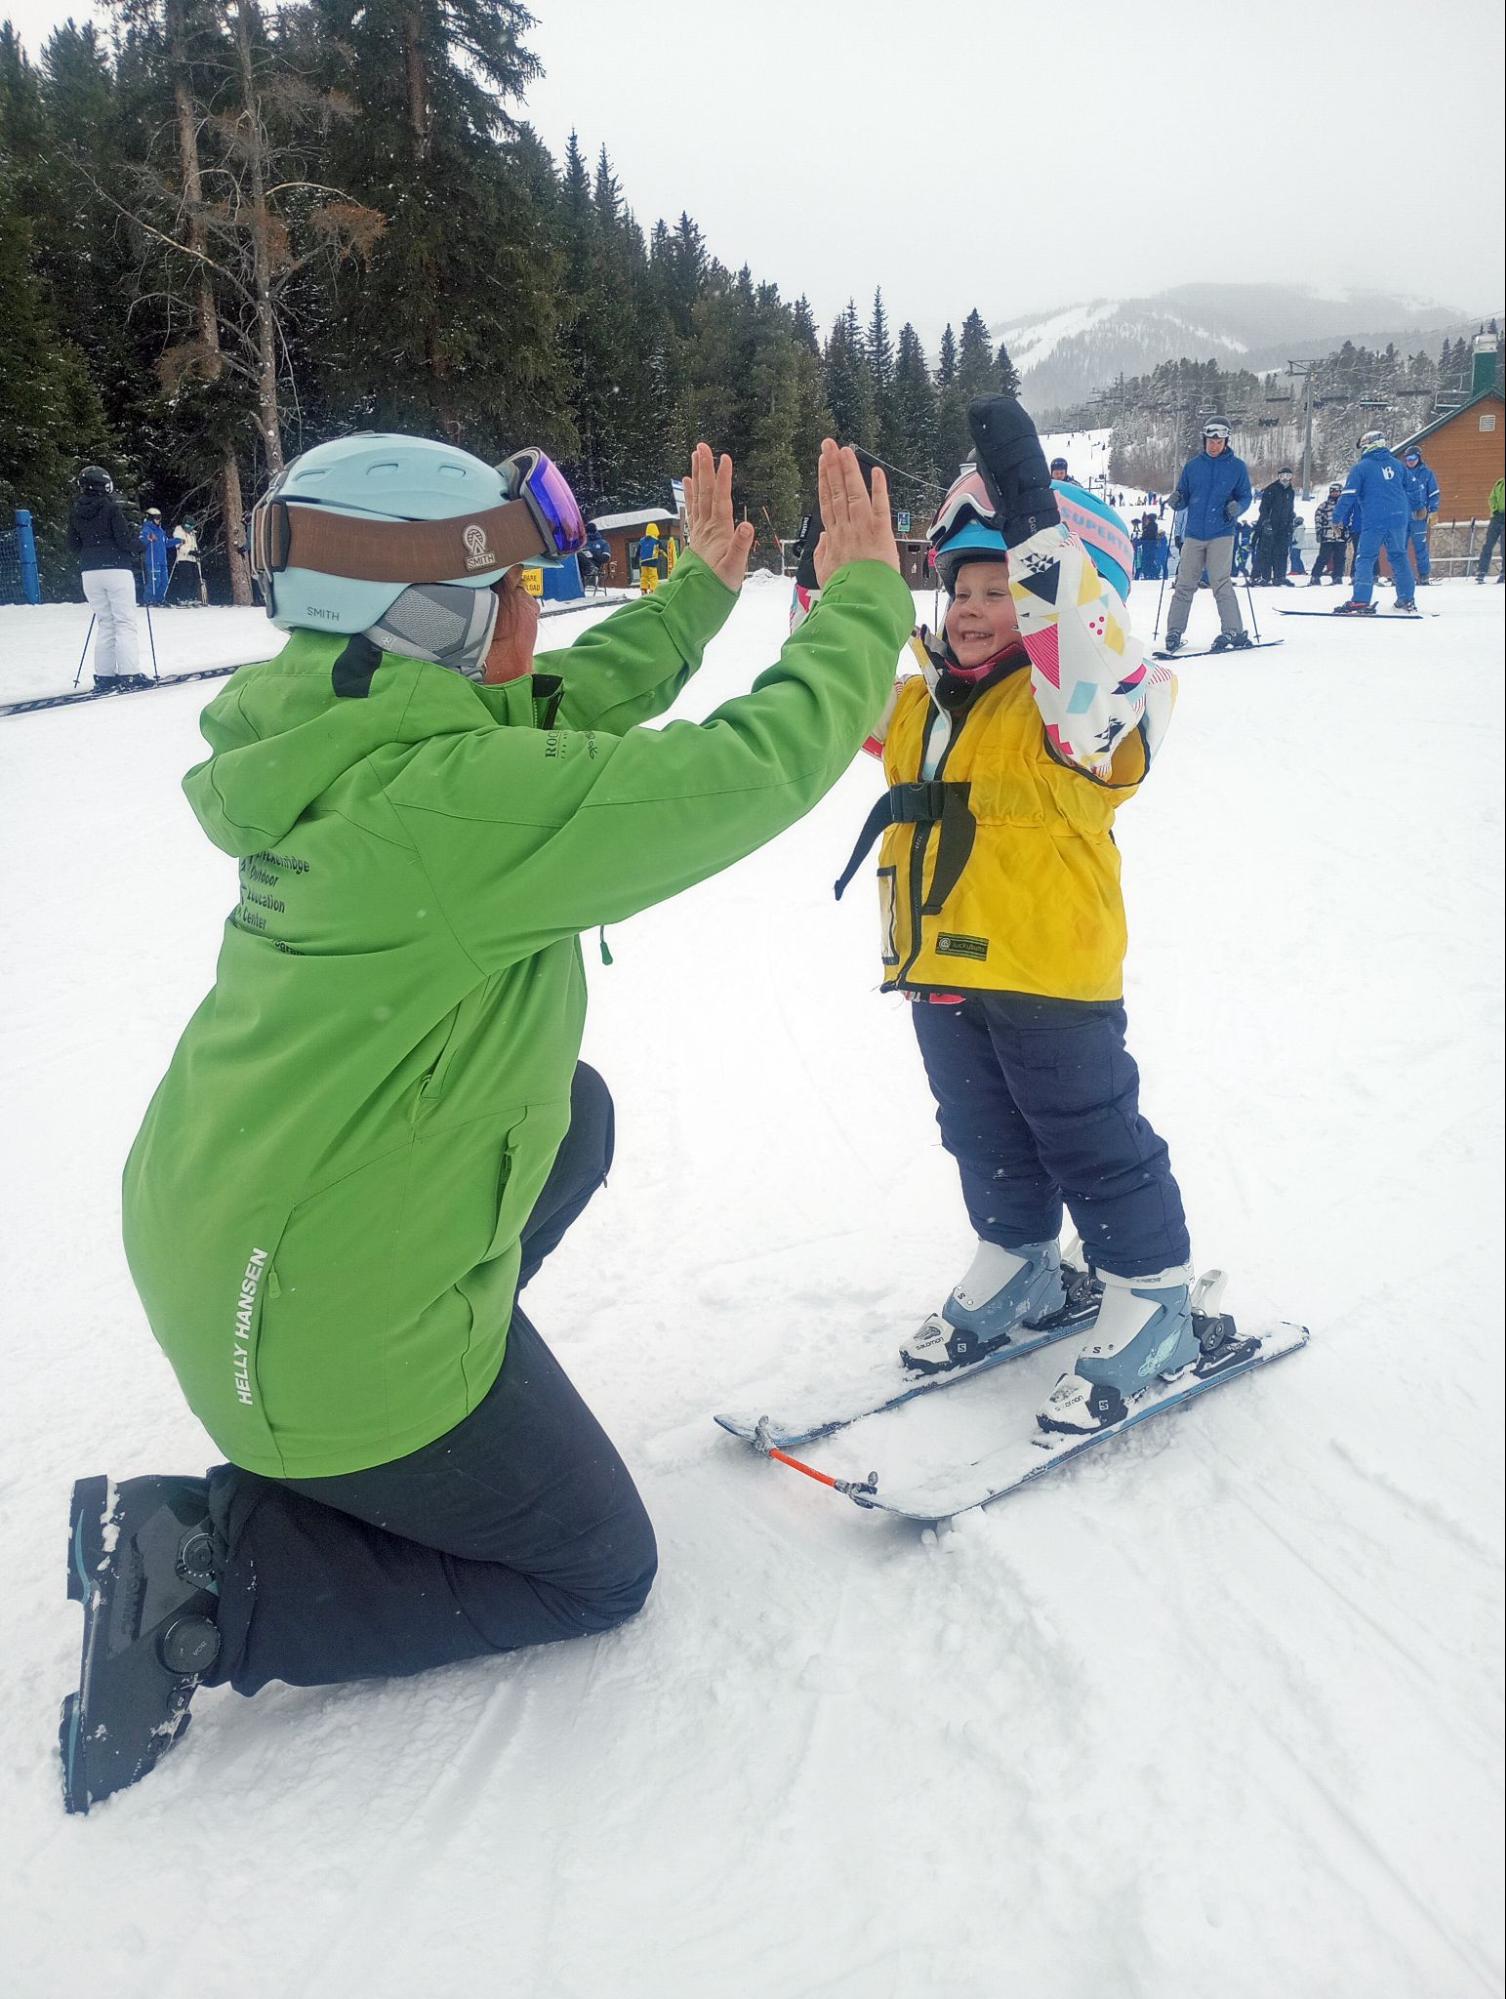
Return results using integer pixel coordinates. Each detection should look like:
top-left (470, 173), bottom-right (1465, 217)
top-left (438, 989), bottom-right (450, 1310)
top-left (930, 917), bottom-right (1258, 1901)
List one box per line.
top-left (1, 576), bottom-right (1502, 1999)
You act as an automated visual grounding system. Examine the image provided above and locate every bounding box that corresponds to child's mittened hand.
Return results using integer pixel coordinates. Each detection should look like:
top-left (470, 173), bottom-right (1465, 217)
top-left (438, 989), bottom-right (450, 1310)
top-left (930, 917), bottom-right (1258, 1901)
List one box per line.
top-left (967, 397), bottom-right (1061, 545)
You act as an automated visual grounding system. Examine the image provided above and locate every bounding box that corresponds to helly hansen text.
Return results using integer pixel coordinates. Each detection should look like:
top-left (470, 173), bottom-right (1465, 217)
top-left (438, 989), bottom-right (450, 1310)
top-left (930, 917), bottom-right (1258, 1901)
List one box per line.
top-left (232, 1249), bottom-right (268, 1406)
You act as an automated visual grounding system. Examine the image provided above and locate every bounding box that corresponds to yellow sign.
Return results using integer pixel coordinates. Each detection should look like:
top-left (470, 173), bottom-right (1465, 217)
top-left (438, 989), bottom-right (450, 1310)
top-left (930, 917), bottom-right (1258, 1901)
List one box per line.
top-left (520, 567), bottom-right (544, 597)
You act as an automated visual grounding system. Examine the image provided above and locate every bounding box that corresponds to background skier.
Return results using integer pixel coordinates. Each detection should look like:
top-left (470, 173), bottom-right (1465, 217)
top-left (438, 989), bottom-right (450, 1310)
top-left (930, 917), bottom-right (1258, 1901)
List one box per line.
top-left (167, 516), bottom-right (205, 604)
top-left (1309, 483), bottom-right (1349, 585)
top-left (59, 433), bottom-right (911, 1815)
top-left (1334, 430), bottom-right (1417, 614)
top-left (1251, 469), bottom-right (1296, 585)
top-left (1478, 475), bottom-right (1504, 581)
top-left (65, 466), bottom-right (144, 692)
top-left (1161, 421), bottom-right (1252, 651)
top-left (1400, 446), bottom-right (1440, 585)
top-left (635, 520), bottom-right (663, 593)
top-left (138, 508), bottom-right (174, 606)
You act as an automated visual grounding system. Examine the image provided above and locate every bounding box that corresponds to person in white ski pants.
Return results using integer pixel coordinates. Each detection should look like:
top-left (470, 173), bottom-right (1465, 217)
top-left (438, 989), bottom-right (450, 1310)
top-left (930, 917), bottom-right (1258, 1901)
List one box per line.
top-left (82, 569), bottom-right (141, 678)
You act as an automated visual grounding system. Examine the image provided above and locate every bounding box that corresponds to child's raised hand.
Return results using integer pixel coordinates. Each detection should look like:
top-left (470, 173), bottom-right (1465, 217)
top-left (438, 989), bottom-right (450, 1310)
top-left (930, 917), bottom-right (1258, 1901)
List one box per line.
top-left (812, 440), bottom-right (899, 585)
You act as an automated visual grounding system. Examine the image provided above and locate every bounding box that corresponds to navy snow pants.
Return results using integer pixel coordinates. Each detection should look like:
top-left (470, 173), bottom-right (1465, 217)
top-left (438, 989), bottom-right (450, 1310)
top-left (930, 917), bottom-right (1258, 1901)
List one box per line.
top-left (911, 992), bottom-right (1190, 1280)
top-left (205, 1064), bottom-right (658, 1696)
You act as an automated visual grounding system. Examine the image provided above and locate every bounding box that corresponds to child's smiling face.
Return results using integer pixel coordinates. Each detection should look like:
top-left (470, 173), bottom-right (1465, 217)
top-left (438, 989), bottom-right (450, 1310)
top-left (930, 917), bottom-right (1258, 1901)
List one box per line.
top-left (945, 559), bottom-right (1020, 668)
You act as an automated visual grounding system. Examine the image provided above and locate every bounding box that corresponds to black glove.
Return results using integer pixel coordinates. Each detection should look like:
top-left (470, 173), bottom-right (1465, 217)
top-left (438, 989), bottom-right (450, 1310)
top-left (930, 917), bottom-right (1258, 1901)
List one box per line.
top-left (1224, 499), bottom-right (1242, 522)
top-left (793, 447), bottom-right (881, 589)
top-left (967, 397), bottom-right (1059, 544)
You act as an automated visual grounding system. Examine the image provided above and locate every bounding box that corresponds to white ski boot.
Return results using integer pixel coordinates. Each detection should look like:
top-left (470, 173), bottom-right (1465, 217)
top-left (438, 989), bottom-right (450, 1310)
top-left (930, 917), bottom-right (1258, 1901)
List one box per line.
top-left (901, 1236), bottom-right (1097, 1376)
top-left (1037, 1262), bottom-right (1208, 1438)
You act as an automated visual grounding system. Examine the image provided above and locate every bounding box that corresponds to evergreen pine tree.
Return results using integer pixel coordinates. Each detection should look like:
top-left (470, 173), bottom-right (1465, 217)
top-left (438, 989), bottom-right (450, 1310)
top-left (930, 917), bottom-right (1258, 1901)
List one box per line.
top-left (824, 302), bottom-right (874, 449)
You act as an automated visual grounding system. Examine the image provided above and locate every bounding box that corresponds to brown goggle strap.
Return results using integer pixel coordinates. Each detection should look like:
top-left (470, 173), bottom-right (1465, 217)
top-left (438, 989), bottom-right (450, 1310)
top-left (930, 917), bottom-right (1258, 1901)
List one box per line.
top-left (252, 496), bottom-right (546, 585)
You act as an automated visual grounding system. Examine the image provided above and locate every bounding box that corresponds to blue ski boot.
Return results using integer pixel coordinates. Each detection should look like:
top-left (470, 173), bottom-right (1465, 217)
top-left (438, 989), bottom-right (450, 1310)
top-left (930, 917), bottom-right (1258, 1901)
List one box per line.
top-left (60, 1474), bottom-right (222, 1814)
top-left (901, 1238), bottom-right (1093, 1376)
top-left (1037, 1262), bottom-right (1204, 1436)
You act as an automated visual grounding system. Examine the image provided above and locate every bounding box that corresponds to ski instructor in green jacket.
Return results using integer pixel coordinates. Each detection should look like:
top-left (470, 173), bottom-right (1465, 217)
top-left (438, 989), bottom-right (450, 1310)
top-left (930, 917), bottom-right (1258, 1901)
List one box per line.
top-left (59, 432), bottom-right (910, 1813)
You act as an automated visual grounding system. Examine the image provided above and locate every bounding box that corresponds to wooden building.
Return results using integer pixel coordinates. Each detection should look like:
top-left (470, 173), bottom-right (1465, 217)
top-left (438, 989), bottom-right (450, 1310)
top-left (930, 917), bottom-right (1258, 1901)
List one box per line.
top-left (1394, 338), bottom-right (1504, 523)
top-left (588, 508), bottom-right (680, 588)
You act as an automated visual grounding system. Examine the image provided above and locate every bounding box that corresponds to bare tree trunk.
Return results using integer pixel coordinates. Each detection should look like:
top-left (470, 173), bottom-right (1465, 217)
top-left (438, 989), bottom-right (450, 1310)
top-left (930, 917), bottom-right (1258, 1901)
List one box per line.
top-left (223, 450), bottom-right (253, 604)
top-left (234, 0), bottom-right (285, 478)
top-left (402, 9), bottom-right (429, 161)
top-left (166, 0), bottom-right (252, 603)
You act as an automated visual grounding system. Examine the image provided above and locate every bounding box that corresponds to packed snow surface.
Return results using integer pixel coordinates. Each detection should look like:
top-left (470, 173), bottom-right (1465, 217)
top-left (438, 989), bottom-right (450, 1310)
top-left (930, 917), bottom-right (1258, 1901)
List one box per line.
top-left (1, 579), bottom-right (1502, 1999)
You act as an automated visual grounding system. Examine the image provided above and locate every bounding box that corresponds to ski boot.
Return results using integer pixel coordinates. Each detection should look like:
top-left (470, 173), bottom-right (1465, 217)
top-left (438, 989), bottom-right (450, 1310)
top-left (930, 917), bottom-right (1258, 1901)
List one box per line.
top-left (1208, 633), bottom-right (1235, 653)
top-left (1037, 1267), bottom-right (1258, 1439)
top-left (1392, 599), bottom-right (1420, 615)
top-left (1159, 633), bottom-right (1184, 654)
top-left (901, 1236), bottom-right (1100, 1376)
top-left (1227, 632), bottom-right (1254, 649)
top-left (92, 675), bottom-right (123, 694)
top-left (1333, 599), bottom-right (1377, 615)
top-left (60, 1474), bottom-right (222, 1815)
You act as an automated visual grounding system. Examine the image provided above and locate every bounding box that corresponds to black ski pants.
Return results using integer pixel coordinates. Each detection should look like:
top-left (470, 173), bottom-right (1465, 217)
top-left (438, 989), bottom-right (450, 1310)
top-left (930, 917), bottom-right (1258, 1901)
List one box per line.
top-left (910, 992), bottom-right (1190, 1279)
top-left (1251, 527), bottom-right (1288, 584)
top-left (205, 1064), bottom-right (658, 1697)
top-left (1310, 541), bottom-right (1347, 584)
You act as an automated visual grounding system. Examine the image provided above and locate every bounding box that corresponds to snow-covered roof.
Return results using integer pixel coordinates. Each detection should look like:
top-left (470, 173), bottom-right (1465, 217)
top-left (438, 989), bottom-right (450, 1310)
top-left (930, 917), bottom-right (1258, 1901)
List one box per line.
top-left (590, 508), bottom-right (679, 532)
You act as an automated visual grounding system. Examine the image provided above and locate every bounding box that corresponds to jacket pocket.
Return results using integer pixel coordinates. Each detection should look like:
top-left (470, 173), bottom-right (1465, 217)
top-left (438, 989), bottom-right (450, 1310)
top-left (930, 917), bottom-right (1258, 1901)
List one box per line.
top-left (877, 865), bottom-right (900, 968)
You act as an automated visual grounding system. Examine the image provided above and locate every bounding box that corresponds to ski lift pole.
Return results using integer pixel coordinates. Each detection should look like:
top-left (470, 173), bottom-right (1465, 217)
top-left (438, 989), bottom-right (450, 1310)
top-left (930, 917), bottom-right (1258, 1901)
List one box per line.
top-left (71, 615), bottom-right (97, 689)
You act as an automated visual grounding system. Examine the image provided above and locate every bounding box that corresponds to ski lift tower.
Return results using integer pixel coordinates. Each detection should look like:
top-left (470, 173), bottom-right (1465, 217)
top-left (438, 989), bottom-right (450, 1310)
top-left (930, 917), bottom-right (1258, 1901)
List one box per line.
top-left (1286, 362), bottom-right (1320, 498)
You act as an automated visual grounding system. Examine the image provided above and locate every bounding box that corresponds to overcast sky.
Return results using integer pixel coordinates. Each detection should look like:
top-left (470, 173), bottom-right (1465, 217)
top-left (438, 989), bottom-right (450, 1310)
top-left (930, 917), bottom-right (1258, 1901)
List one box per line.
top-left (7, 0), bottom-right (1503, 346)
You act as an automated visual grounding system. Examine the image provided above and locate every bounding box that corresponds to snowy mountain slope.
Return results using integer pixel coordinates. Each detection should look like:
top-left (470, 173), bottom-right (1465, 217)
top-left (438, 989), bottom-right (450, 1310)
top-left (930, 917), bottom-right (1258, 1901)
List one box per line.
top-left (0, 581), bottom-right (1501, 1999)
top-left (999, 282), bottom-right (1480, 411)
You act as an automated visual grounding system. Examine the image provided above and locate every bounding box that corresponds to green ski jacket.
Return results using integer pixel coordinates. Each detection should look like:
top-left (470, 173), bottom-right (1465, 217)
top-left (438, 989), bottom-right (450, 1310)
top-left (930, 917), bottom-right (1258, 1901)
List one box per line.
top-left (123, 553), bottom-right (914, 1477)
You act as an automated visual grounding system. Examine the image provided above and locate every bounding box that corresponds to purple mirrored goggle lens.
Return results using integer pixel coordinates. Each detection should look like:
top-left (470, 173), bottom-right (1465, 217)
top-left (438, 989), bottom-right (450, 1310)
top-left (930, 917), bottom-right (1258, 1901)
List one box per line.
top-left (928, 470), bottom-right (997, 549)
top-left (502, 449), bottom-right (587, 557)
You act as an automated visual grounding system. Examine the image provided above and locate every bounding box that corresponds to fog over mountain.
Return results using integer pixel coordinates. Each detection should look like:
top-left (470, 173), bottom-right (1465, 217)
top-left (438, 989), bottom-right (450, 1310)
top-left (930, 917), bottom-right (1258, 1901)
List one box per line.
top-left (1001, 283), bottom-right (1498, 413)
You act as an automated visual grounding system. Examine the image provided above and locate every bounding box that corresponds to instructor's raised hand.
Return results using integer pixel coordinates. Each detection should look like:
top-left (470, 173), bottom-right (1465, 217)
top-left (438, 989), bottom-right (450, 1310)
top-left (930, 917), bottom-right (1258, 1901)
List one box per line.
top-left (812, 440), bottom-right (899, 586)
top-left (684, 441), bottom-right (756, 593)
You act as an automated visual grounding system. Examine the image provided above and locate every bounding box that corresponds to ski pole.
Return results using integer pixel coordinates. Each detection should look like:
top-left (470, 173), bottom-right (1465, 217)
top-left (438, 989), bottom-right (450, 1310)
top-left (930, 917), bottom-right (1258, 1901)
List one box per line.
top-left (1151, 568), bottom-right (1167, 640)
top-left (144, 601), bottom-right (160, 680)
top-left (72, 615), bottom-right (97, 689)
top-left (1243, 575), bottom-right (1262, 642)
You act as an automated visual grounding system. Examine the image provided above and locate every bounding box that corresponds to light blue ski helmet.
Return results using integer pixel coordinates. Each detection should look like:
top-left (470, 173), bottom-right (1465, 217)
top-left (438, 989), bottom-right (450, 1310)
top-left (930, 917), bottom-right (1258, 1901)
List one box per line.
top-left (255, 433), bottom-right (518, 635)
top-left (932, 517), bottom-right (1010, 591)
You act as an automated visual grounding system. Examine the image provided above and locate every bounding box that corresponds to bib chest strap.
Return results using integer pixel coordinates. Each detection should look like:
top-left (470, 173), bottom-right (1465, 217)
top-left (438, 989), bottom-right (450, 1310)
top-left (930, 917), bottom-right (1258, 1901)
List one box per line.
top-left (833, 779), bottom-right (976, 910)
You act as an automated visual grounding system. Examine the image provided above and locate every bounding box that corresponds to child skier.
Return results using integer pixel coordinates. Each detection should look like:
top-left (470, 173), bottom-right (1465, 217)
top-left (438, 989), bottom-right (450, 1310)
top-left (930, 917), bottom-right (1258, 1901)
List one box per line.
top-left (833, 397), bottom-right (1213, 1439)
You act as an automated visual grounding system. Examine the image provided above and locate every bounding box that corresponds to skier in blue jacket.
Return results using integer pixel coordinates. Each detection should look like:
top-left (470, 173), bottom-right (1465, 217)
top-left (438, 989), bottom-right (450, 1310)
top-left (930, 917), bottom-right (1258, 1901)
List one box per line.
top-left (139, 510), bottom-right (176, 607)
top-left (1400, 447), bottom-right (1441, 585)
top-left (1334, 431), bottom-right (1417, 614)
top-left (1161, 421), bottom-right (1252, 651)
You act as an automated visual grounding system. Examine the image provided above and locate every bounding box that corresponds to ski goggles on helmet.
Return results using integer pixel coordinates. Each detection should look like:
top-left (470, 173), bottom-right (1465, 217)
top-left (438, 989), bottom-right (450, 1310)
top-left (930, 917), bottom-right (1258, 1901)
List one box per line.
top-left (1202, 422), bottom-right (1231, 442)
top-left (928, 468), bottom-right (998, 552)
top-left (250, 447), bottom-right (586, 598)
top-left (496, 448), bottom-right (587, 559)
